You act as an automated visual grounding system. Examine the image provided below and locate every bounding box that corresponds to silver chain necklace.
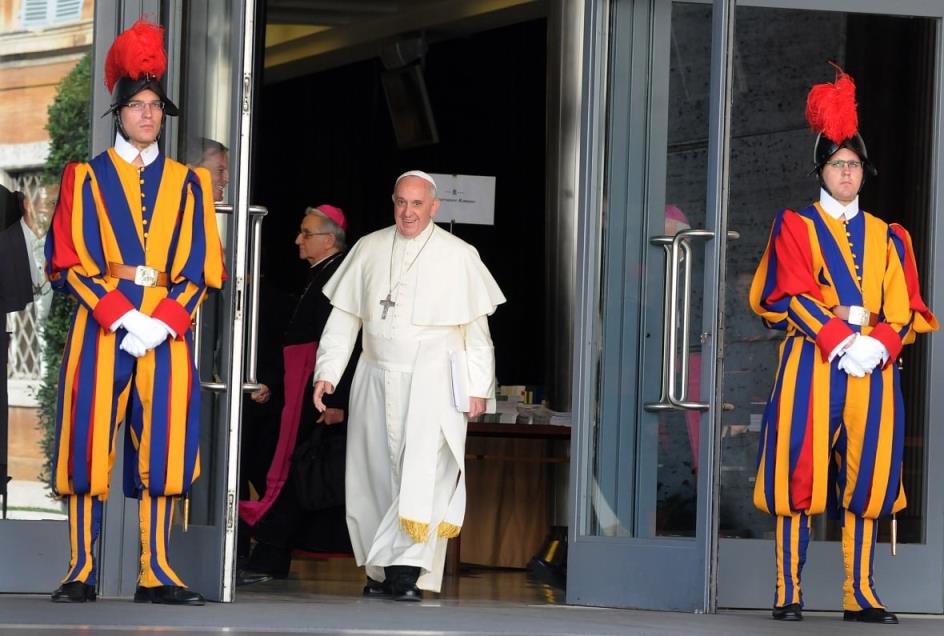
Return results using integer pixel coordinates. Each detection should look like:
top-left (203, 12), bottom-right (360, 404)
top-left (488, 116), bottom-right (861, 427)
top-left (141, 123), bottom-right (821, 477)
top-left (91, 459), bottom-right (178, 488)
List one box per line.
top-left (379, 225), bottom-right (435, 319)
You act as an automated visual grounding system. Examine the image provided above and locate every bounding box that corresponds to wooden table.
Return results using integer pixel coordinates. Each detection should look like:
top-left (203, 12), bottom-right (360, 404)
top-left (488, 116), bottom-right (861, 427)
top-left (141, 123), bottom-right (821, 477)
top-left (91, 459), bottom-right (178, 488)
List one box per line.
top-left (445, 422), bottom-right (571, 574)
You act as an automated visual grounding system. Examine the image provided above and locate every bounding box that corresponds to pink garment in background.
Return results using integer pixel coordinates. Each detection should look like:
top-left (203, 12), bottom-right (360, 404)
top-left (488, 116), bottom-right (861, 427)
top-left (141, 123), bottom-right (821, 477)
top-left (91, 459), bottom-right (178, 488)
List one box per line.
top-left (685, 351), bottom-right (701, 471)
top-left (239, 341), bottom-right (318, 526)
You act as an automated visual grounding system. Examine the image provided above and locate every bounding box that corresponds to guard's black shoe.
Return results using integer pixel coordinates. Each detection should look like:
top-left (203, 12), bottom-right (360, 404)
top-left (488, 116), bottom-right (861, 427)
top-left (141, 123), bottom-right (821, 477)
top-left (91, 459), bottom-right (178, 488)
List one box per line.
top-left (236, 569), bottom-right (273, 586)
top-left (362, 577), bottom-right (392, 598)
top-left (51, 581), bottom-right (96, 603)
top-left (772, 603), bottom-right (802, 621)
top-left (843, 608), bottom-right (898, 624)
top-left (393, 585), bottom-right (423, 602)
top-left (134, 585), bottom-right (206, 606)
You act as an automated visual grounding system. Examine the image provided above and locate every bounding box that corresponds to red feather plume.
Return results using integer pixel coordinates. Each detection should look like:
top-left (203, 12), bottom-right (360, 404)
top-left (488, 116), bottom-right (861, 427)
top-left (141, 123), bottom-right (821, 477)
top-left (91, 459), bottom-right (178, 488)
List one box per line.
top-left (104, 19), bottom-right (167, 93)
top-left (805, 64), bottom-right (858, 145)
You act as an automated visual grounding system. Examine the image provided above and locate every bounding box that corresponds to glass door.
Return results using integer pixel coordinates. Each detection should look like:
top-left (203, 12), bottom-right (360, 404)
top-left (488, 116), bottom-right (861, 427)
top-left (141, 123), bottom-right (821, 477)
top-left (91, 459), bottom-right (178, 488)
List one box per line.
top-left (0, 129), bottom-right (70, 592)
top-left (571, 0), bottom-right (944, 614)
top-left (0, 1), bottom-right (260, 600)
top-left (568, 0), bottom-right (734, 611)
top-left (716, 0), bottom-right (944, 613)
top-left (99, 0), bottom-right (263, 603)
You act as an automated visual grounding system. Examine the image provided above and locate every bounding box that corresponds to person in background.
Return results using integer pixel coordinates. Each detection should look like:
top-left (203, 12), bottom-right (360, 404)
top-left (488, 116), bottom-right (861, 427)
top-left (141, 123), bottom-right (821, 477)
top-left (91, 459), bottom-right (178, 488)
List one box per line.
top-left (238, 204), bottom-right (355, 583)
top-left (44, 20), bottom-right (223, 605)
top-left (750, 65), bottom-right (937, 624)
top-left (1, 186), bottom-right (45, 517)
top-left (313, 170), bottom-right (505, 601)
top-left (190, 138), bottom-right (229, 203)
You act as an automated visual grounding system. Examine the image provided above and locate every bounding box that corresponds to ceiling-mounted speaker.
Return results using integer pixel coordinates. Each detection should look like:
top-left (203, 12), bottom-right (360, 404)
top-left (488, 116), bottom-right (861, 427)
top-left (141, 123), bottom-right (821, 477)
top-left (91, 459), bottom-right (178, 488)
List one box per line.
top-left (380, 35), bottom-right (428, 70)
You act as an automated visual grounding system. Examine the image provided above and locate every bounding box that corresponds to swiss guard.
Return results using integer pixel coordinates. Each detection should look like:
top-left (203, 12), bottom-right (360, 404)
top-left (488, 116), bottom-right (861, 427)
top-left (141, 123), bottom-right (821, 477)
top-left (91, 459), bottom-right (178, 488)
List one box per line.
top-left (45, 19), bottom-right (224, 605)
top-left (749, 64), bottom-right (938, 624)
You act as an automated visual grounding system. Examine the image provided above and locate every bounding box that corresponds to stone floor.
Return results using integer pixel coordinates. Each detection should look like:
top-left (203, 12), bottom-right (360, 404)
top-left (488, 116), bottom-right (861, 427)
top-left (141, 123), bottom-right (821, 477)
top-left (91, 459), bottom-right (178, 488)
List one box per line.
top-left (1, 557), bottom-right (941, 635)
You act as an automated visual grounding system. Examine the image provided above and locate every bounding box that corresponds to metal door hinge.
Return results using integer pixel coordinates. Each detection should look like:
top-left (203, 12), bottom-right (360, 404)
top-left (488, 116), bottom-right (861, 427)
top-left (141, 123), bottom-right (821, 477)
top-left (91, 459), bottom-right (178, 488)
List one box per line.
top-left (226, 492), bottom-right (236, 530)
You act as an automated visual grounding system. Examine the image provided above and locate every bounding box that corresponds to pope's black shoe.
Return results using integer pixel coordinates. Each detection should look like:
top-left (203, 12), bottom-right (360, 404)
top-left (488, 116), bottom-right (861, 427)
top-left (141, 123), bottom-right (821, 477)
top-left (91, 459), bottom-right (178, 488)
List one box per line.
top-left (843, 608), bottom-right (899, 624)
top-left (236, 569), bottom-right (273, 587)
top-left (772, 603), bottom-right (802, 621)
top-left (362, 577), bottom-right (392, 598)
top-left (393, 584), bottom-right (423, 602)
top-left (134, 585), bottom-right (206, 606)
top-left (51, 581), bottom-right (96, 603)
top-left (385, 565), bottom-right (422, 602)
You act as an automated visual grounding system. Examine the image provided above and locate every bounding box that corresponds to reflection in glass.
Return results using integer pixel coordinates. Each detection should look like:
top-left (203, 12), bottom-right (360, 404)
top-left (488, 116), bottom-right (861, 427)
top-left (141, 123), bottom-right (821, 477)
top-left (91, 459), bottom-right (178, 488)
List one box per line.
top-left (589, 1), bottom-right (712, 539)
top-left (2, 8), bottom-right (93, 528)
top-left (4, 185), bottom-right (63, 521)
top-left (650, 1), bottom-right (713, 539)
top-left (721, 7), bottom-right (935, 545)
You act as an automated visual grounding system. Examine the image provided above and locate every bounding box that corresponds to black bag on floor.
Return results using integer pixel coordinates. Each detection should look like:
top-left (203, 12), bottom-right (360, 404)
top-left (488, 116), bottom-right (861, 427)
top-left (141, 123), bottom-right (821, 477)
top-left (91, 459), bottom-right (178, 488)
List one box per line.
top-left (290, 424), bottom-right (345, 511)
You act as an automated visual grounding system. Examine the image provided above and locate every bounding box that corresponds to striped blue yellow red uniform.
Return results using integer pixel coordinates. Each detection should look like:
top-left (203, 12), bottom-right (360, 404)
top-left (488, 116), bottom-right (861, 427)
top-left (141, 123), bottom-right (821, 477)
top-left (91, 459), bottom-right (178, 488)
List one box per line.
top-left (45, 148), bottom-right (224, 588)
top-left (750, 202), bottom-right (937, 610)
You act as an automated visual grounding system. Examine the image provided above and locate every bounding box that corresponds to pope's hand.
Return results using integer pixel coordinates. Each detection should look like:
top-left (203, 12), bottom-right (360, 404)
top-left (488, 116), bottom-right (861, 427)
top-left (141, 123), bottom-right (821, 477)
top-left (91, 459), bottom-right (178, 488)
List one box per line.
top-left (119, 332), bottom-right (147, 358)
top-left (313, 380), bottom-right (334, 412)
top-left (838, 352), bottom-right (866, 378)
top-left (468, 396), bottom-right (487, 419)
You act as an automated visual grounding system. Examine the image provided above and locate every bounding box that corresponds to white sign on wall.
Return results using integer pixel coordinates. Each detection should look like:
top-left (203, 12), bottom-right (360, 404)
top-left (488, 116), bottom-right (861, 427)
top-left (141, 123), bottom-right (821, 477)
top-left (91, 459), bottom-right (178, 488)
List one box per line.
top-left (429, 173), bottom-right (496, 226)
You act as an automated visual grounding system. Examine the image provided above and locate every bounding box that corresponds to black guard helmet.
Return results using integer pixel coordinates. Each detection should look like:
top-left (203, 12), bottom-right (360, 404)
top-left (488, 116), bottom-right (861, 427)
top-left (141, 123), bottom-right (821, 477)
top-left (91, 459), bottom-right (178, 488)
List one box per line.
top-left (810, 131), bottom-right (878, 193)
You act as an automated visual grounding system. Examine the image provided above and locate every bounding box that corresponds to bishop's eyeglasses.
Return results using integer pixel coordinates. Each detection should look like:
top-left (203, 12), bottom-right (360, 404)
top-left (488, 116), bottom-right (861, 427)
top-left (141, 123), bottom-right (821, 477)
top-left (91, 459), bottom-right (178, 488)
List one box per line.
top-left (297, 230), bottom-right (332, 239)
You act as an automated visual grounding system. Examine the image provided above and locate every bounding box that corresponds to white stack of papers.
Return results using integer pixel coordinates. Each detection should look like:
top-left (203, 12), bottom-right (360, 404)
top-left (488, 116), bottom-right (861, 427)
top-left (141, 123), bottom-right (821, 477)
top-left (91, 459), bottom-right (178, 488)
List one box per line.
top-left (515, 404), bottom-right (571, 427)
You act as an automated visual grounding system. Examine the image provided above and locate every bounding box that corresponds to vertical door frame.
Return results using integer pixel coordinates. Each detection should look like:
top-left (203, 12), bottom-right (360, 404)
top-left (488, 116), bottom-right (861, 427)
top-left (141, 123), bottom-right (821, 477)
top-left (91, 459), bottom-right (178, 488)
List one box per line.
top-left (218, 0), bottom-right (260, 603)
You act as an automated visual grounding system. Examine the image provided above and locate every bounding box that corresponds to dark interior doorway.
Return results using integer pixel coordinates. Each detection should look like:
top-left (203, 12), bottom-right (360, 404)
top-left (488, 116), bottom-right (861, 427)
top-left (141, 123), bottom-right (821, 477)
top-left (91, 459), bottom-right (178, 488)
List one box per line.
top-left (240, 10), bottom-right (557, 600)
top-left (252, 18), bottom-right (548, 387)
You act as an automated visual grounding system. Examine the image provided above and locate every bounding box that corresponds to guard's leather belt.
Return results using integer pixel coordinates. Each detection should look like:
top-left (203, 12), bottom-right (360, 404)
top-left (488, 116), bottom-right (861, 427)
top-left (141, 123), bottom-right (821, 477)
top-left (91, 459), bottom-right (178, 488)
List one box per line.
top-left (832, 304), bottom-right (878, 327)
top-left (108, 263), bottom-right (168, 288)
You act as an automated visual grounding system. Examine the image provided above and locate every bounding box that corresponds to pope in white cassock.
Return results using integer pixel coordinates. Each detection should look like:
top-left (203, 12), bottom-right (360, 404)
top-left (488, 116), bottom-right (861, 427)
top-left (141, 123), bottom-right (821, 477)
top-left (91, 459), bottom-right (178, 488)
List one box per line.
top-left (313, 170), bottom-right (505, 601)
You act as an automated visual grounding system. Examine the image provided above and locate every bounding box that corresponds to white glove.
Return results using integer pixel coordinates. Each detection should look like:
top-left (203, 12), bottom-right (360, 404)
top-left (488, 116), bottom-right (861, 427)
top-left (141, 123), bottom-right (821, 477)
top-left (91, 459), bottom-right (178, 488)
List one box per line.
top-left (119, 332), bottom-right (148, 358)
top-left (859, 334), bottom-right (889, 365)
top-left (844, 334), bottom-right (886, 373)
top-left (838, 352), bottom-right (866, 378)
top-left (116, 309), bottom-right (170, 350)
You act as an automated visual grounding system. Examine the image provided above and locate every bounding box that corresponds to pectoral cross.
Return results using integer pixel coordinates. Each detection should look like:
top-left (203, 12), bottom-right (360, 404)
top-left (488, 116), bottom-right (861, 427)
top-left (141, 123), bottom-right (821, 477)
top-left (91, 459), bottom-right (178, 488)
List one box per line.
top-left (380, 293), bottom-right (396, 319)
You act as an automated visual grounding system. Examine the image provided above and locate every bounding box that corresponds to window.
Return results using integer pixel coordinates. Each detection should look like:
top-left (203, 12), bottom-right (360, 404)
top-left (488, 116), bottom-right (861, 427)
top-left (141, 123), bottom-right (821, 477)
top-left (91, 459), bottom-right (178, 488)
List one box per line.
top-left (20, 0), bottom-right (83, 29)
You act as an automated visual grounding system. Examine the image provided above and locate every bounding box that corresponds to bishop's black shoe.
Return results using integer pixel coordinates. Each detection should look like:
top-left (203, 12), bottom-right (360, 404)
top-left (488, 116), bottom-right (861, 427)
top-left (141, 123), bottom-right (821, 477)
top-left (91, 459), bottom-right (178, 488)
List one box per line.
top-left (236, 569), bottom-right (273, 587)
top-left (362, 577), bottom-right (392, 598)
top-left (843, 608), bottom-right (899, 624)
top-left (51, 581), bottom-right (96, 603)
top-left (134, 585), bottom-right (206, 606)
top-left (771, 603), bottom-right (803, 621)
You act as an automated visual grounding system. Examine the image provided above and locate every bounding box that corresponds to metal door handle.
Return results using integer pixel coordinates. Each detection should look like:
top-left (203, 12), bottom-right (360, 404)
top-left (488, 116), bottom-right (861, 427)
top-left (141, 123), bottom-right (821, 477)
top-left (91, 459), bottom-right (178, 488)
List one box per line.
top-left (644, 235), bottom-right (681, 412)
top-left (198, 204), bottom-right (268, 393)
top-left (242, 205), bottom-right (268, 393)
top-left (671, 229), bottom-right (739, 410)
top-left (668, 229), bottom-right (713, 411)
top-left (644, 229), bottom-right (740, 413)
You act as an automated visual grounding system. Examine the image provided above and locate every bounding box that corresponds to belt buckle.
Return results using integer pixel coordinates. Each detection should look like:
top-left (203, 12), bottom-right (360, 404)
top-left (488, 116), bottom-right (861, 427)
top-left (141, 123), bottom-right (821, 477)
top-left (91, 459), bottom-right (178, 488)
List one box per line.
top-left (847, 305), bottom-right (870, 327)
top-left (134, 265), bottom-right (159, 288)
